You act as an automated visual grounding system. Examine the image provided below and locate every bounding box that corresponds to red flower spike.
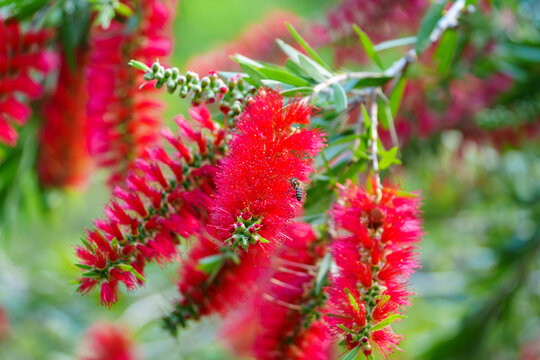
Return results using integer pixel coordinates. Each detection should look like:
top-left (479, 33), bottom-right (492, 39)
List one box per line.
top-left (0, 19), bottom-right (54, 148)
top-left (210, 89), bottom-right (326, 251)
top-left (324, 178), bottom-right (422, 358)
top-left (86, 0), bottom-right (176, 186)
top-left (75, 109), bottom-right (225, 307)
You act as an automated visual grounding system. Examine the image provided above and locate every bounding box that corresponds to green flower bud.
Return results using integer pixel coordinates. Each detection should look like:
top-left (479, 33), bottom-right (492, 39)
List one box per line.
top-left (200, 77), bottom-right (210, 88)
top-left (151, 61), bottom-right (160, 73)
top-left (179, 86), bottom-right (188, 98)
top-left (143, 72), bottom-right (155, 81)
top-left (167, 79), bottom-right (177, 93)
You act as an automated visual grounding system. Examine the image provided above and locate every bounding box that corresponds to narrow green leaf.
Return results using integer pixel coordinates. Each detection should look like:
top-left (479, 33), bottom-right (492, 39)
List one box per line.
top-left (280, 87), bottom-right (314, 97)
top-left (117, 264), bottom-right (147, 282)
top-left (374, 36), bottom-right (417, 51)
top-left (286, 22), bottom-right (332, 71)
top-left (344, 288), bottom-right (361, 314)
top-left (337, 324), bottom-right (355, 334)
top-left (75, 263), bottom-right (92, 270)
top-left (114, 2), bottom-right (133, 17)
top-left (332, 83), bottom-right (348, 112)
top-left (353, 75), bottom-right (392, 88)
top-left (342, 346), bottom-right (361, 360)
top-left (314, 253), bottom-right (332, 295)
top-left (369, 314), bottom-right (406, 332)
top-left (433, 29), bottom-right (458, 74)
top-left (415, 0), bottom-right (448, 54)
top-left (353, 25), bottom-right (383, 69)
top-left (129, 59), bottom-right (151, 72)
top-left (389, 78), bottom-right (407, 117)
top-left (361, 104), bottom-right (371, 128)
top-left (258, 237), bottom-right (271, 243)
top-left (379, 146), bottom-right (401, 170)
top-left (258, 67), bottom-right (312, 87)
top-left (233, 54), bottom-right (264, 68)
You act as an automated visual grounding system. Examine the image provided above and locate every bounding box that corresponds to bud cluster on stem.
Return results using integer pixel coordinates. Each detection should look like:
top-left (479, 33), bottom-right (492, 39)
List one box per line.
top-left (131, 60), bottom-right (256, 119)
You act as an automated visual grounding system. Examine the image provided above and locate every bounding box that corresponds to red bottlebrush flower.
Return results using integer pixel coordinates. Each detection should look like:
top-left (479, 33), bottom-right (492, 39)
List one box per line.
top-left (37, 50), bottom-right (91, 188)
top-left (0, 304), bottom-right (10, 340)
top-left (79, 322), bottom-right (137, 360)
top-left (251, 222), bottom-right (332, 360)
top-left (210, 89), bottom-right (325, 251)
top-left (185, 11), bottom-right (301, 75)
top-left (0, 19), bottom-right (55, 147)
top-left (86, 0), bottom-right (176, 186)
top-left (324, 178), bottom-right (422, 358)
top-left (75, 107), bottom-right (225, 307)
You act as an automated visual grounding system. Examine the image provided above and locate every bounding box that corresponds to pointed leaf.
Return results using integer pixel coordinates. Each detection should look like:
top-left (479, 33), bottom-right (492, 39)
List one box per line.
top-left (415, 0), bottom-right (448, 54)
top-left (434, 29), bottom-right (458, 74)
top-left (280, 87), bottom-right (314, 97)
top-left (369, 314), bottom-right (406, 332)
top-left (128, 60), bottom-right (151, 72)
top-left (258, 67), bottom-right (312, 87)
top-left (353, 25), bottom-right (383, 69)
top-left (117, 264), bottom-right (147, 282)
top-left (298, 54), bottom-right (333, 82)
top-left (342, 346), bottom-right (361, 360)
top-left (344, 288), bottom-right (361, 314)
top-left (361, 104), bottom-right (371, 128)
top-left (390, 78), bottom-right (407, 117)
top-left (379, 146), bottom-right (401, 170)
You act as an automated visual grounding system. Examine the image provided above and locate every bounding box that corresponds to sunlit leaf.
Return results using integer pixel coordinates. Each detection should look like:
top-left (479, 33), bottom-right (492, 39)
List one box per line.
top-left (286, 22), bottom-right (332, 71)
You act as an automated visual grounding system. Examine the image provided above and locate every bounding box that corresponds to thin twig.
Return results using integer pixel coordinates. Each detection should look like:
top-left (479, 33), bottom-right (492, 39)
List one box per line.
top-left (368, 90), bottom-right (382, 202)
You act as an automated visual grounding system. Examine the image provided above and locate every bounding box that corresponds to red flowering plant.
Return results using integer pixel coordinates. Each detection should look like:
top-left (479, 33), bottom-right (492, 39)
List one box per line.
top-left (0, 0), bottom-right (524, 358)
top-left (69, 1), bottom-right (487, 358)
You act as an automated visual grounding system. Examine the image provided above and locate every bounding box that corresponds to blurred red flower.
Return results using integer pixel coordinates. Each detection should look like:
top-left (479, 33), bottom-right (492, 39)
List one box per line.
top-left (38, 50), bottom-right (91, 188)
top-left (79, 322), bottom-right (137, 360)
top-left (0, 19), bottom-right (55, 147)
top-left (86, 0), bottom-right (175, 186)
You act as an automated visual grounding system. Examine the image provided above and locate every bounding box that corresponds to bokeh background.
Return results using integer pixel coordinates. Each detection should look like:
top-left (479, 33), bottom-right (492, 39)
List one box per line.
top-left (1, 0), bottom-right (539, 359)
